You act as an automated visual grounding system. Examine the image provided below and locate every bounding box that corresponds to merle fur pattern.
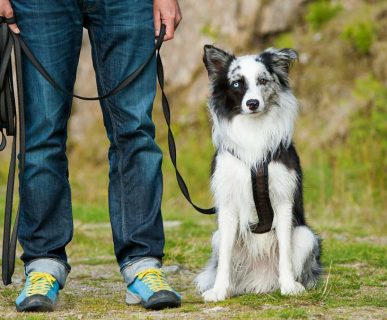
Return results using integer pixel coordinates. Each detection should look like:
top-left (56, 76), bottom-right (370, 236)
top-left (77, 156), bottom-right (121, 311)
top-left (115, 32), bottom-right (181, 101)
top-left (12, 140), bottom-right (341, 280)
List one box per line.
top-left (195, 45), bottom-right (322, 302)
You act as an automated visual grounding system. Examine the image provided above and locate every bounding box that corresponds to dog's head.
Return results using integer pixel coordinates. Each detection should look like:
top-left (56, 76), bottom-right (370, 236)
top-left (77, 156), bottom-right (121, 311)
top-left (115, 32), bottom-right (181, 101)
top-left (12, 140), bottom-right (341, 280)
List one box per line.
top-left (203, 45), bottom-right (298, 118)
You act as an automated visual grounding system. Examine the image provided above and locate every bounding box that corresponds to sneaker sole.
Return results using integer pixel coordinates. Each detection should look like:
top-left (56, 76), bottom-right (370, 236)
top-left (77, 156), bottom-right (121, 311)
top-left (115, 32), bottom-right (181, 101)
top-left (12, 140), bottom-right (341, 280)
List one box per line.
top-left (16, 295), bottom-right (55, 312)
top-left (126, 290), bottom-right (181, 310)
top-left (125, 290), bottom-right (142, 305)
top-left (142, 290), bottom-right (181, 310)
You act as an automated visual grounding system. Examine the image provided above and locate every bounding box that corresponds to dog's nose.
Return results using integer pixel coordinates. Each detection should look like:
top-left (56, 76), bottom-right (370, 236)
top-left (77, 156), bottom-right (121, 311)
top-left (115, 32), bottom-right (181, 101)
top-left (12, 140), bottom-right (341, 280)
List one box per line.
top-left (246, 99), bottom-right (260, 111)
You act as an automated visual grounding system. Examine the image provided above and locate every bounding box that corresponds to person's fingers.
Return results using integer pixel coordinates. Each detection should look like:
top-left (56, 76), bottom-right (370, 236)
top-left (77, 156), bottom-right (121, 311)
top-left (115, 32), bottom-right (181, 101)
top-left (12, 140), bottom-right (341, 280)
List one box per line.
top-left (174, 3), bottom-right (182, 30)
top-left (153, 0), bottom-right (182, 41)
top-left (175, 14), bottom-right (182, 29)
top-left (2, 4), bottom-right (20, 33)
top-left (163, 17), bottom-right (175, 41)
top-left (154, 8), bottom-right (161, 38)
top-left (8, 23), bottom-right (20, 34)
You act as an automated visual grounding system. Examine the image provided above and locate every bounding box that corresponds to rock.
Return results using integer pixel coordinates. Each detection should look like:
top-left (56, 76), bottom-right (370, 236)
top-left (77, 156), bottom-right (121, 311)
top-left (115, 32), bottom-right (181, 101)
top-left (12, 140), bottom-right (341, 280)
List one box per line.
top-left (162, 265), bottom-right (181, 274)
top-left (259, 0), bottom-right (307, 35)
top-left (203, 306), bottom-right (228, 313)
top-left (161, 0), bottom-right (263, 89)
top-left (164, 220), bottom-right (182, 229)
top-left (67, 0), bottom-right (307, 145)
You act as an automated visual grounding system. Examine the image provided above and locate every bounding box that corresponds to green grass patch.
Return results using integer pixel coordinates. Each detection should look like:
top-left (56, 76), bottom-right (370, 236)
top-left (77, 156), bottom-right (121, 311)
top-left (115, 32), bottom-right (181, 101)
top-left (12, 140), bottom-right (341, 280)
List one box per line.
top-left (323, 241), bottom-right (386, 268)
top-left (200, 23), bottom-right (220, 40)
top-left (306, 0), bottom-right (342, 30)
top-left (273, 32), bottom-right (295, 49)
top-left (342, 20), bottom-right (377, 55)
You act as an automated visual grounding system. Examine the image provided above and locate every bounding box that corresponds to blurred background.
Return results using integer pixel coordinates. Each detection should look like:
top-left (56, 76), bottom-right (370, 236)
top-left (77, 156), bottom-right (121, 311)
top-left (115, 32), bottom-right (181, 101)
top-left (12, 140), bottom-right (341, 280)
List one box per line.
top-left (0, 0), bottom-right (386, 318)
top-left (1, 0), bottom-right (386, 249)
top-left (0, 0), bottom-right (385, 257)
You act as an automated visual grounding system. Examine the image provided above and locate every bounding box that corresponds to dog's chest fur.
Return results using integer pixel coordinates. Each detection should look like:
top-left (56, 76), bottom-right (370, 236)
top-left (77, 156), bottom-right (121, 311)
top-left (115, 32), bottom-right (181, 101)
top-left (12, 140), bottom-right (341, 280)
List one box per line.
top-left (212, 152), bottom-right (297, 247)
top-left (211, 106), bottom-right (299, 257)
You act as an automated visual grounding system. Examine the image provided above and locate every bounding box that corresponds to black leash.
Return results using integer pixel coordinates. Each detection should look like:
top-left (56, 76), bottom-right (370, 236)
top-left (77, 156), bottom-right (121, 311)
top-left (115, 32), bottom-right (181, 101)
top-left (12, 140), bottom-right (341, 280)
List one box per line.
top-left (17, 24), bottom-right (216, 215)
top-left (0, 21), bottom-right (216, 285)
top-left (0, 18), bottom-right (25, 286)
top-left (1, 19), bottom-right (274, 285)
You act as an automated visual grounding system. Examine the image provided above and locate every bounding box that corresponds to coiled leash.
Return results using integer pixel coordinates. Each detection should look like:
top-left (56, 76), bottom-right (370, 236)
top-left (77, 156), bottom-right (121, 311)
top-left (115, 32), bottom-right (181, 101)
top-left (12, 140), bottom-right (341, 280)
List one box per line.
top-left (1, 19), bottom-right (274, 285)
top-left (0, 16), bottom-right (25, 286)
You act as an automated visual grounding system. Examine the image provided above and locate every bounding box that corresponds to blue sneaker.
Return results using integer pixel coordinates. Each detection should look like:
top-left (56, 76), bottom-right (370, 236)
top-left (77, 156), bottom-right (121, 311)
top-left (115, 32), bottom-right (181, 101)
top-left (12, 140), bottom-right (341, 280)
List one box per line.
top-left (16, 272), bottom-right (59, 312)
top-left (126, 268), bottom-right (181, 310)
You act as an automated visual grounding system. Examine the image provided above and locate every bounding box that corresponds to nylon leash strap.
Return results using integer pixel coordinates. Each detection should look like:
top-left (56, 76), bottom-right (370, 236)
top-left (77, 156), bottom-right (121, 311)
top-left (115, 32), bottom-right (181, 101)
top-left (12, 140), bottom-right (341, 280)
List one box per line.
top-left (0, 22), bottom-right (216, 285)
top-left (0, 20), bottom-right (25, 286)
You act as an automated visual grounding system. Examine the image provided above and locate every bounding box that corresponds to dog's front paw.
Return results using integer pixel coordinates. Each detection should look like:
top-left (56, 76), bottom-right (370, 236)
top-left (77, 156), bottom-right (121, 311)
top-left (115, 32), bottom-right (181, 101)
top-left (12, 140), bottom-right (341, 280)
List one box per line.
top-left (280, 281), bottom-right (305, 295)
top-left (202, 287), bottom-right (228, 302)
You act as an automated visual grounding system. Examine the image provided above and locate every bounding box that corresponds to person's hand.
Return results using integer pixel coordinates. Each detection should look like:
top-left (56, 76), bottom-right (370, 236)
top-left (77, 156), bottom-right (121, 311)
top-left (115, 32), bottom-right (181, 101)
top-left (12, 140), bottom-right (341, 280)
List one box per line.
top-left (0, 0), bottom-right (20, 33)
top-left (154, 0), bottom-right (182, 41)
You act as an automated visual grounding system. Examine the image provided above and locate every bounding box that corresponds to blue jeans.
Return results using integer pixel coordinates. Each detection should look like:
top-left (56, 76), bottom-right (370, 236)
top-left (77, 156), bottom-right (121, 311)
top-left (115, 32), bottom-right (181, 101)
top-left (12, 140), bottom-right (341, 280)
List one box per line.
top-left (11, 0), bottom-right (165, 287)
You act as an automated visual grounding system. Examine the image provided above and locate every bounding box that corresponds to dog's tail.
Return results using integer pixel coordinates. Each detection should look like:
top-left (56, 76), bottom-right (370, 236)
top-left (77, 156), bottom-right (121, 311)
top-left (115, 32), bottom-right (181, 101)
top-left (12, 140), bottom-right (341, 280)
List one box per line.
top-left (299, 235), bottom-right (323, 289)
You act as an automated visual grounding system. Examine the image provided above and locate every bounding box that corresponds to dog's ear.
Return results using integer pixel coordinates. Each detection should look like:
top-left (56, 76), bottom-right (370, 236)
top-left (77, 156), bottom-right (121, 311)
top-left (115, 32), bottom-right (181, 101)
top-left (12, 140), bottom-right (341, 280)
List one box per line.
top-left (260, 48), bottom-right (298, 87)
top-left (203, 45), bottom-right (234, 78)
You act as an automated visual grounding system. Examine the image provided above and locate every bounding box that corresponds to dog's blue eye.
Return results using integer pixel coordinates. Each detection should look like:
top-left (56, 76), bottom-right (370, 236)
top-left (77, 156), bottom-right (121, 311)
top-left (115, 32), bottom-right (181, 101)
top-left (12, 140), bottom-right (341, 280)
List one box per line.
top-left (232, 81), bottom-right (240, 88)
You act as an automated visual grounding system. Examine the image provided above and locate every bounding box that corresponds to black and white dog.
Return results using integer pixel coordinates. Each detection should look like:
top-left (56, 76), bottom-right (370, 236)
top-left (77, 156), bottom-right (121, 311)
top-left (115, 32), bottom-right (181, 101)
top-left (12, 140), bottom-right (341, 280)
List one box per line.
top-left (195, 46), bottom-right (322, 302)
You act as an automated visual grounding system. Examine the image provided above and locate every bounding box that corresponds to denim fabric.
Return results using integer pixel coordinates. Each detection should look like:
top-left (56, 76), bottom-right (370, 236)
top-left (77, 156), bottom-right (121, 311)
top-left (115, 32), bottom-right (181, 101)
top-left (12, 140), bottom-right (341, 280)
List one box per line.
top-left (11, 0), bottom-right (165, 279)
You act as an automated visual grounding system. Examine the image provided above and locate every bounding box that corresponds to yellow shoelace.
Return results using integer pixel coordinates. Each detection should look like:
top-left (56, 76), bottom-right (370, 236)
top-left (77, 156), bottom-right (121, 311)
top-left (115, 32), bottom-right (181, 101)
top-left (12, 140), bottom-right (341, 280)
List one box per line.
top-left (136, 268), bottom-right (172, 292)
top-left (25, 272), bottom-right (56, 296)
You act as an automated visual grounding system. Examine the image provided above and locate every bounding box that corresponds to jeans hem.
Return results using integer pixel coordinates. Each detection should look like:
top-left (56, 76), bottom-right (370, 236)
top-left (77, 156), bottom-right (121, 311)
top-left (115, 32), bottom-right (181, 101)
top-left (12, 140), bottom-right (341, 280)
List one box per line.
top-left (121, 257), bottom-right (162, 286)
top-left (25, 258), bottom-right (70, 289)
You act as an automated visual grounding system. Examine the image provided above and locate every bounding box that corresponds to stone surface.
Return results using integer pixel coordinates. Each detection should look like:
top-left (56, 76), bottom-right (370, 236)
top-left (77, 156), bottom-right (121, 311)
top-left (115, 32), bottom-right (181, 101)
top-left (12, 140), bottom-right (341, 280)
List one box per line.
top-left (162, 265), bottom-right (182, 274)
top-left (259, 0), bottom-right (307, 35)
top-left (69, 0), bottom-right (308, 140)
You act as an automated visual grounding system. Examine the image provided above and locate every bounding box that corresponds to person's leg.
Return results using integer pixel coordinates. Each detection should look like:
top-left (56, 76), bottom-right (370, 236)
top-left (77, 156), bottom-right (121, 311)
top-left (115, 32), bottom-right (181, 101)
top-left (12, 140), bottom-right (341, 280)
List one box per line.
top-left (85, 0), bottom-right (164, 273)
top-left (11, 0), bottom-right (83, 289)
top-left (85, 0), bottom-right (179, 309)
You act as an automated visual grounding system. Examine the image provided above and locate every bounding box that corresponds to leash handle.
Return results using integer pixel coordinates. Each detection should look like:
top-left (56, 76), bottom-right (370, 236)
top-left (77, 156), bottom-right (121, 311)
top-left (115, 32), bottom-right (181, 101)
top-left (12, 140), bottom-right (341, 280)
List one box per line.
top-left (0, 24), bottom-right (25, 285)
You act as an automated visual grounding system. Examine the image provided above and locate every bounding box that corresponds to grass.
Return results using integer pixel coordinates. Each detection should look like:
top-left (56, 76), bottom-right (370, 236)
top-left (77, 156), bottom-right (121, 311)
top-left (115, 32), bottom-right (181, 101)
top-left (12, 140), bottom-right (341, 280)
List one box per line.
top-left (0, 177), bottom-right (385, 319)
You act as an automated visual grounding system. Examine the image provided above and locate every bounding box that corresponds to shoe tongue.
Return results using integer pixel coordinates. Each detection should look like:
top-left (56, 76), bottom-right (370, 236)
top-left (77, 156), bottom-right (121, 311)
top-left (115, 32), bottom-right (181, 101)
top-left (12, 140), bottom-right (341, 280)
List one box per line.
top-left (137, 268), bottom-right (162, 279)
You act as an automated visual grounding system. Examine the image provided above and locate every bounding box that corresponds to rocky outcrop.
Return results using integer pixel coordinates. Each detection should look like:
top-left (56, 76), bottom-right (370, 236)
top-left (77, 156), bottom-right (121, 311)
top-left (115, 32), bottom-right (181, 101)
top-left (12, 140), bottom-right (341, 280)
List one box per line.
top-left (259, 0), bottom-right (308, 35)
top-left (70, 0), bottom-right (308, 139)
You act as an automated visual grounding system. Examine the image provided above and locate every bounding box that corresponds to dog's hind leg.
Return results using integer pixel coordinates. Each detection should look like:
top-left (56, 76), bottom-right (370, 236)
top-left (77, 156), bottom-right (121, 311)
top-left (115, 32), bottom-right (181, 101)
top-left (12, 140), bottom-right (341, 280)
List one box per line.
top-left (195, 231), bottom-right (219, 293)
top-left (202, 208), bottom-right (238, 302)
top-left (292, 226), bottom-right (322, 289)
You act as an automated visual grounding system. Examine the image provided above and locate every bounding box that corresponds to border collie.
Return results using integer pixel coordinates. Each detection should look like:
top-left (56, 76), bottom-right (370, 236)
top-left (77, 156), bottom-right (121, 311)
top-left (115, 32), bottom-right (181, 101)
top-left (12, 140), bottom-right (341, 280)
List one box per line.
top-left (195, 46), bottom-right (322, 302)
